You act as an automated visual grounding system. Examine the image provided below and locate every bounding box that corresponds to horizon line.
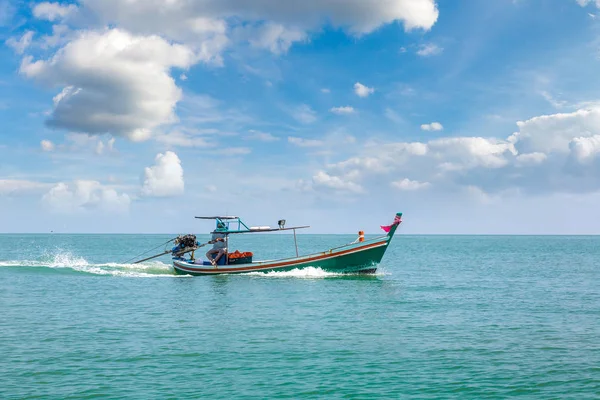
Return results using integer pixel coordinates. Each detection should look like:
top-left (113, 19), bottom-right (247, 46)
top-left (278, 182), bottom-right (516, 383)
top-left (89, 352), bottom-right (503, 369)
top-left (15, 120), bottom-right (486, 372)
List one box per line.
top-left (1, 232), bottom-right (600, 236)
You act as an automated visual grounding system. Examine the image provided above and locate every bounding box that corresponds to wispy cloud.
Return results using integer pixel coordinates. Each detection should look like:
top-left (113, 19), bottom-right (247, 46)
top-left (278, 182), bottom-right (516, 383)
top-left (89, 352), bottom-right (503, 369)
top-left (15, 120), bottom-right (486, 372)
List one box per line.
top-left (330, 106), bottom-right (355, 115)
top-left (288, 136), bottom-right (324, 147)
top-left (247, 130), bottom-right (279, 142)
top-left (210, 147), bottom-right (252, 156)
top-left (291, 104), bottom-right (317, 124)
top-left (0, 179), bottom-right (52, 195)
top-left (0, 0), bottom-right (15, 27)
top-left (417, 43), bottom-right (443, 57)
top-left (391, 178), bottom-right (431, 191)
top-left (5, 31), bottom-right (34, 54)
top-left (32, 2), bottom-right (78, 22)
top-left (540, 91), bottom-right (568, 109)
top-left (384, 108), bottom-right (404, 124)
top-left (154, 131), bottom-right (214, 148)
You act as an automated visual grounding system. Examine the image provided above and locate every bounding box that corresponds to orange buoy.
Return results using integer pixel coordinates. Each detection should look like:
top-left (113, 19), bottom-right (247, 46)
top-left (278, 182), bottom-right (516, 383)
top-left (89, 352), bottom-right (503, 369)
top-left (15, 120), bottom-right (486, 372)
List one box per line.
top-left (358, 230), bottom-right (365, 242)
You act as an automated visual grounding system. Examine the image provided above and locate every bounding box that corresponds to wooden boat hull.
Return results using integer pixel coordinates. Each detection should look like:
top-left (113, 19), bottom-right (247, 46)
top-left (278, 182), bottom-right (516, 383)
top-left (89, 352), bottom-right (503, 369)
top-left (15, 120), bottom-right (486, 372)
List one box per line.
top-left (173, 235), bottom-right (391, 276)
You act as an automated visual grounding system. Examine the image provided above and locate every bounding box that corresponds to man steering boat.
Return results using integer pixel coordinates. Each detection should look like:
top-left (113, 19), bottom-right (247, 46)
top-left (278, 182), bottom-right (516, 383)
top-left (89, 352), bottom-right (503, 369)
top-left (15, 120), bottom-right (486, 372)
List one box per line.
top-left (206, 222), bottom-right (227, 267)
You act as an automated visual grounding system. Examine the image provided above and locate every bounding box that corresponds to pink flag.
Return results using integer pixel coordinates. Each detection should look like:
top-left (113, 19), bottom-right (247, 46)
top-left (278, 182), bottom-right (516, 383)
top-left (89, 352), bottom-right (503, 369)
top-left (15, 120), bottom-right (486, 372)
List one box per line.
top-left (380, 215), bottom-right (402, 233)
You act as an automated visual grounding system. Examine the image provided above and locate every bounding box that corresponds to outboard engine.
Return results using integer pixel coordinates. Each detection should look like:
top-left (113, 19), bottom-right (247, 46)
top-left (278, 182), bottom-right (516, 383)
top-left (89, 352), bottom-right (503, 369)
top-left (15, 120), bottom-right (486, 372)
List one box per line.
top-left (172, 234), bottom-right (198, 256)
top-left (176, 234), bottom-right (197, 248)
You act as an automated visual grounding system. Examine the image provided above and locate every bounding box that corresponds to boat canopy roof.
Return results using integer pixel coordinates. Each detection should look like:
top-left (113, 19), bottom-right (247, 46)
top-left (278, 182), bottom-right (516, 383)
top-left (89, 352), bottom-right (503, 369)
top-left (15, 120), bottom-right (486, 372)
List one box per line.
top-left (195, 215), bottom-right (309, 234)
top-left (223, 226), bottom-right (310, 234)
top-left (195, 216), bottom-right (239, 220)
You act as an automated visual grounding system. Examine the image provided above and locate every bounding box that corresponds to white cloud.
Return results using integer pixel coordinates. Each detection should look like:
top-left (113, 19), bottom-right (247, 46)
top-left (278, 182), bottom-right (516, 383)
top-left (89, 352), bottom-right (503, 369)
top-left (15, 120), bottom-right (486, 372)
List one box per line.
top-left (312, 171), bottom-right (364, 193)
top-left (41, 140), bottom-right (55, 152)
top-left (306, 136), bottom-right (516, 196)
top-left (511, 107), bottom-right (600, 154)
top-left (42, 180), bottom-right (130, 213)
top-left (416, 43), bottom-right (443, 56)
top-left (329, 156), bottom-right (392, 175)
top-left (330, 106), bottom-right (355, 115)
top-left (0, 180), bottom-right (51, 196)
top-left (6, 31), bottom-right (34, 54)
top-left (20, 29), bottom-right (196, 141)
top-left (246, 23), bottom-right (307, 54)
top-left (291, 104), bottom-right (317, 124)
top-left (391, 178), bottom-right (430, 191)
top-left (64, 1), bottom-right (229, 54)
top-left (421, 122), bottom-right (443, 131)
top-left (141, 151), bottom-right (185, 197)
top-left (321, 88), bottom-right (331, 93)
top-left (354, 82), bottom-right (374, 98)
top-left (82, 0), bottom-right (439, 41)
top-left (302, 105), bottom-right (600, 198)
top-left (288, 136), bottom-right (324, 147)
top-left (19, 1), bottom-right (439, 145)
top-left (570, 135), bottom-right (600, 162)
top-left (32, 2), bottom-right (77, 22)
top-left (429, 137), bottom-right (516, 169)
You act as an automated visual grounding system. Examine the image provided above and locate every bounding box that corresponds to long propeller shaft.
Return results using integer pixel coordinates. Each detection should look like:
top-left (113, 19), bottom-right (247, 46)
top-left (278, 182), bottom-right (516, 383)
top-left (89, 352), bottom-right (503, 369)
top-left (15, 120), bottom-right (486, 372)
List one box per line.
top-left (131, 242), bottom-right (210, 264)
top-left (132, 250), bottom-right (173, 264)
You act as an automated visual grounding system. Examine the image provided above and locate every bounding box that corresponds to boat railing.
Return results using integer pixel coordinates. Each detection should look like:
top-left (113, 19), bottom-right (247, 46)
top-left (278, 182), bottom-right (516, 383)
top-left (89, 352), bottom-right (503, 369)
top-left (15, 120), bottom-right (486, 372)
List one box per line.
top-left (326, 234), bottom-right (389, 253)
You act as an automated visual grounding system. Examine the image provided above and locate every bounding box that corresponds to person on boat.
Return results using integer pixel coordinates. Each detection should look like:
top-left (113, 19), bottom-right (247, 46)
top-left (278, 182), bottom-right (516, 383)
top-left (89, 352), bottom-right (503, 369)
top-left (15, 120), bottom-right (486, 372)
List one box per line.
top-left (206, 222), bottom-right (227, 267)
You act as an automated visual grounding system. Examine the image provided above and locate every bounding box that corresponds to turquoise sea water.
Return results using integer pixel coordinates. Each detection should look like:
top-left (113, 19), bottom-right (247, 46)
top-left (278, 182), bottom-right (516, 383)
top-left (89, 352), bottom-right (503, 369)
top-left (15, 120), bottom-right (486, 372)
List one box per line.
top-left (1, 233), bottom-right (599, 399)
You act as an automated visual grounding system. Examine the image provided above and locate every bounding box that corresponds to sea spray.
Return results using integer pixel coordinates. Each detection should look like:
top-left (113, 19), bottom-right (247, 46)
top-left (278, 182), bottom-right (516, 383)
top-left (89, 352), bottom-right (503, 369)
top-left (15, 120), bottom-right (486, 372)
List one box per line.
top-left (0, 249), bottom-right (178, 278)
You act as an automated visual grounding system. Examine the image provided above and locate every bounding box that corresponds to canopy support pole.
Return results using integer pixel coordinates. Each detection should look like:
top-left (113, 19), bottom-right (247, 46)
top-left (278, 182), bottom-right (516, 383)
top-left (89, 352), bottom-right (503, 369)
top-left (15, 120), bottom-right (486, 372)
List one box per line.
top-left (293, 228), bottom-right (299, 257)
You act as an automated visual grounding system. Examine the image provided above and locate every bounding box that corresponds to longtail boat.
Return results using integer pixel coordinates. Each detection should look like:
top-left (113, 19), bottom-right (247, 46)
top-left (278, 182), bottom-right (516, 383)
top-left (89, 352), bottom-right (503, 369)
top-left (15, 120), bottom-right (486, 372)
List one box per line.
top-left (131, 212), bottom-right (402, 276)
top-left (163, 213), bottom-right (402, 275)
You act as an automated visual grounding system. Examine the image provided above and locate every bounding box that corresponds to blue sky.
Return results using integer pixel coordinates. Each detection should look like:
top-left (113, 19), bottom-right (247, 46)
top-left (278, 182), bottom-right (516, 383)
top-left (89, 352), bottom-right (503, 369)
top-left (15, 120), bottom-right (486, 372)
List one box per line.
top-left (1, 0), bottom-right (600, 234)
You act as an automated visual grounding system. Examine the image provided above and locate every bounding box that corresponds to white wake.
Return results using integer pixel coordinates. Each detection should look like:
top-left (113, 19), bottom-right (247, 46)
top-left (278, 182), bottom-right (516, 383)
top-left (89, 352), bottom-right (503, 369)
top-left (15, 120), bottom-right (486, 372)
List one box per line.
top-left (0, 251), bottom-right (181, 278)
top-left (243, 266), bottom-right (346, 278)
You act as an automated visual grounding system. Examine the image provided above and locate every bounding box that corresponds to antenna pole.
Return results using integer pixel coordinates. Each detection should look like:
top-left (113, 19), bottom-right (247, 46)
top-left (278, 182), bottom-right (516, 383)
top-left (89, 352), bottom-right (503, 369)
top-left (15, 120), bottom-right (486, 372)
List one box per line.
top-left (293, 228), bottom-right (299, 257)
